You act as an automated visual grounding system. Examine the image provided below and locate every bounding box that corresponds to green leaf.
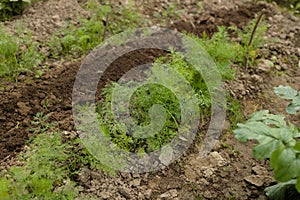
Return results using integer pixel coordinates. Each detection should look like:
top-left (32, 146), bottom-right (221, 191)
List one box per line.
top-left (252, 137), bottom-right (281, 159)
top-left (248, 110), bottom-right (287, 127)
top-left (234, 110), bottom-right (299, 160)
top-left (265, 179), bottom-right (297, 200)
top-left (286, 95), bottom-right (300, 114)
top-left (234, 121), bottom-right (283, 158)
top-left (270, 148), bottom-right (300, 182)
top-left (101, 5), bottom-right (112, 14)
top-left (274, 85), bottom-right (297, 100)
top-left (279, 127), bottom-right (296, 147)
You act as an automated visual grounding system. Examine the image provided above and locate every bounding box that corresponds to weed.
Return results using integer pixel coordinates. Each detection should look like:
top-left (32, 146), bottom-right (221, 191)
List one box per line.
top-left (95, 23), bottom-right (264, 155)
top-left (152, 2), bottom-right (184, 24)
top-left (227, 194), bottom-right (239, 200)
top-left (162, 2), bottom-right (184, 19)
top-left (273, 85), bottom-right (300, 114)
top-left (67, 137), bottom-right (116, 176)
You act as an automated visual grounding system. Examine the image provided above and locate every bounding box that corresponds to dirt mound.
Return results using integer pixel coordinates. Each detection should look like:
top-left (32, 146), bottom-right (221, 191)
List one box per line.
top-left (0, 60), bottom-right (78, 160)
top-left (171, 2), bottom-right (272, 37)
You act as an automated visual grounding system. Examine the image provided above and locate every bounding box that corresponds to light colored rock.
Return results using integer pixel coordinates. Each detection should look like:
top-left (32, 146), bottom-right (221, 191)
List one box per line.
top-left (190, 152), bottom-right (227, 168)
top-left (257, 59), bottom-right (274, 72)
top-left (244, 175), bottom-right (264, 187)
top-left (52, 14), bottom-right (60, 20)
top-left (160, 189), bottom-right (178, 198)
top-left (203, 190), bottom-right (213, 198)
top-left (144, 189), bottom-right (152, 198)
top-left (130, 178), bottom-right (141, 187)
top-left (209, 152), bottom-right (227, 167)
top-left (202, 167), bottom-right (214, 178)
top-left (198, 178), bottom-right (209, 186)
top-left (118, 187), bottom-right (131, 199)
top-left (252, 165), bottom-right (267, 175)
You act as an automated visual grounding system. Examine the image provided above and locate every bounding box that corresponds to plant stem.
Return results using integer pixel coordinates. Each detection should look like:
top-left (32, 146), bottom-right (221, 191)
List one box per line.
top-left (244, 11), bottom-right (264, 71)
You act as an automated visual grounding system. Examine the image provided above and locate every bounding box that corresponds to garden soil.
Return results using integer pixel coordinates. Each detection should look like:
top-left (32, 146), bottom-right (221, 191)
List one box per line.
top-left (0, 0), bottom-right (299, 199)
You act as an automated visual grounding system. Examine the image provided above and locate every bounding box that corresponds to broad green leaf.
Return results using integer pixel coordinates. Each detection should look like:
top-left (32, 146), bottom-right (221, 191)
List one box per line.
top-left (253, 138), bottom-right (281, 159)
top-left (294, 94), bottom-right (300, 104)
top-left (279, 127), bottom-right (296, 147)
top-left (247, 110), bottom-right (269, 121)
top-left (234, 110), bottom-right (299, 159)
top-left (274, 85), bottom-right (297, 100)
top-left (289, 123), bottom-right (300, 138)
top-left (265, 179), bottom-right (297, 200)
top-left (234, 121), bottom-right (282, 158)
top-left (234, 122), bottom-right (272, 140)
top-left (248, 110), bottom-right (287, 127)
top-left (286, 95), bottom-right (300, 114)
top-left (270, 148), bottom-right (300, 182)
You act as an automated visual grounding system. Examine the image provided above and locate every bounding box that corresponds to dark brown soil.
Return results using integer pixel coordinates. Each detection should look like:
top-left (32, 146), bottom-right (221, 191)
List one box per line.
top-left (170, 2), bottom-right (271, 37)
top-left (0, 60), bottom-right (79, 160)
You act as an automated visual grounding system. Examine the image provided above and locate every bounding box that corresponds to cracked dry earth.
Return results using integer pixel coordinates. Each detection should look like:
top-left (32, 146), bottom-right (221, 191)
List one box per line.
top-left (0, 0), bottom-right (299, 199)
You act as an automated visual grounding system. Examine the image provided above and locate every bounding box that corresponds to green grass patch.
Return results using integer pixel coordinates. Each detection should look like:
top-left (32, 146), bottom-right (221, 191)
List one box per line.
top-left (0, 0), bottom-right (144, 80)
top-left (48, 0), bottom-right (144, 57)
top-left (0, 24), bottom-right (43, 80)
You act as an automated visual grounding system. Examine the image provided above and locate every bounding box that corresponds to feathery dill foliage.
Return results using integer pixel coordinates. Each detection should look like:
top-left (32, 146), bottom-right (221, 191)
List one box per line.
top-left (0, 25), bottom-right (43, 80)
top-left (96, 50), bottom-right (217, 153)
top-left (0, 131), bottom-right (110, 199)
